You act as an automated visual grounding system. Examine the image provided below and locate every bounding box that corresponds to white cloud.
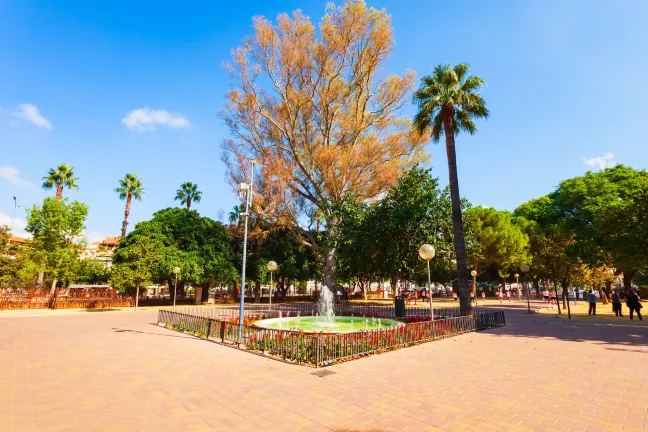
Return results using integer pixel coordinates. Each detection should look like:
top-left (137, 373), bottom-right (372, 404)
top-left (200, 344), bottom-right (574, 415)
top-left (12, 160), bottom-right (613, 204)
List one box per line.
top-left (121, 107), bottom-right (191, 132)
top-left (0, 166), bottom-right (35, 188)
top-left (13, 104), bottom-right (52, 129)
top-left (583, 152), bottom-right (615, 170)
top-left (0, 210), bottom-right (29, 238)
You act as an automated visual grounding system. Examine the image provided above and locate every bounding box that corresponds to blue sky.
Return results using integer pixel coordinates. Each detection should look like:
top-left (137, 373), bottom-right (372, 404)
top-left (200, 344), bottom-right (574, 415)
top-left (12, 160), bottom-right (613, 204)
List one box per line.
top-left (1, 0), bottom-right (647, 241)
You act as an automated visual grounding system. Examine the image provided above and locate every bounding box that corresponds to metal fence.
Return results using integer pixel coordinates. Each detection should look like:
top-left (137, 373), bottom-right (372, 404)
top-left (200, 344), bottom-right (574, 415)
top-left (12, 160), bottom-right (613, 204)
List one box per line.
top-left (158, 307), bottom-right (505, 367)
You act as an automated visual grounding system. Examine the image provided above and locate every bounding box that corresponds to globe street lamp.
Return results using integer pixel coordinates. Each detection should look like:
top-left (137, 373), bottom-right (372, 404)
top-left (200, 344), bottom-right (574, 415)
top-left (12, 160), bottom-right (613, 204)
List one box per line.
top-left (267, 261), bottom-right (278, 309)
top-left (521, 264), bottom-right (530, 314)
top-left (172, 266), bottom-right (181, 309)
top-left (514, 273), bottom-right (520, 301)
top-left (237, 161), bottom-right (256, 344)
top-left (470, 270), bottom-right (477, 304)
top-left (418, 244), bottom-right (435, 321)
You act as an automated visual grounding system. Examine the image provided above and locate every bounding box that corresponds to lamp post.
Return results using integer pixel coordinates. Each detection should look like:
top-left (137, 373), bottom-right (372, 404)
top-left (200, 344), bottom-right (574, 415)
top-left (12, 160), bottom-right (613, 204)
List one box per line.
top-left (514, 273), bottom-right (520, 301)
top-left (418, 244), bottom-right (435, 320)
top-left (237, 161), bottom-right (255, 344)
top-left (470, 270), bottom-right (477, 304)
top-left (172, 266), bottom-right (180, 309)
top-left (267, 261), bottom-right (277, 309)
top-left (521, 264), bottom-right (530, 314)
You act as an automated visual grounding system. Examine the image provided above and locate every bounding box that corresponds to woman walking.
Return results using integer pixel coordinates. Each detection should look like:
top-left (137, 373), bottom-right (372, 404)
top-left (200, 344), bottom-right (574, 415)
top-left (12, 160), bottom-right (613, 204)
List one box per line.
top-left (626, 289), bottom-right (643, 321)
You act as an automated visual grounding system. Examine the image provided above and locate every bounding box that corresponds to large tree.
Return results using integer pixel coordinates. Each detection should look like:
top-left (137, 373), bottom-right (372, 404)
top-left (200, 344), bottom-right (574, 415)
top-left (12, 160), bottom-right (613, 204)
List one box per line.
top-left (115, 173), bottom-right (145, 238)
top-left (221, 0), bottom-right (427, 288)
top-left (412, 63), bottom-right (489, 314)
top-left (25, 198), bottom-right (88, 306)
top-left (464, 207), bottom-right (529, 296)
top-left (112, 208), bottom-right (237, 303)
top-left (42, 164), bottom-right (79, 200)
top-left (175, 182), bottom-right (202, 210)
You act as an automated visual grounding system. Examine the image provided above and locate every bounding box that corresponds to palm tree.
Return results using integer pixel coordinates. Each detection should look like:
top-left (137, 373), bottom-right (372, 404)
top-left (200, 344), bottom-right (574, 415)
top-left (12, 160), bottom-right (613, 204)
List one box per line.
top-left (42, 164), bottom-right (79, 200)
top-left (175, 182), bottom-right (202, 210)
top-left (228, 204), bottom-right (243, 225)
top-left (413, 63), bottom-right (489, 315)
top-left (115, 173), bottom-right (145, 237)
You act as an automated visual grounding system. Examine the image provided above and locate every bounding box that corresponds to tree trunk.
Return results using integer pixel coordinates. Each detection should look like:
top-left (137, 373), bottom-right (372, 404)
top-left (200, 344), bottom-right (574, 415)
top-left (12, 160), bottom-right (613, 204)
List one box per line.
top-left (561, 281), bottom-right (571, 319)
top-left (254, 280), bottom-right (261, 303)
top-left (201, 285), bottom-right (209, 303)
top-left (56, 183), bottom-right (63, 200)
top-left (561, 283), bottom-right (567, 310)
top-left (443, 116), bottom-right (471, 315)
top-left (390, 273), bottom-right (399, 305)
top-left (187, 197), bottom-right (191, 210)
top-left (48, 279), bottom-right (58, 308)
top-left (121, 193), bottom-right (132, 238)
top-left (323, 247), bottom-right (337, 288)
top-left (37, 271), bottom-right (44, 288)
top-left (622, 270), bottom-right (634, 292)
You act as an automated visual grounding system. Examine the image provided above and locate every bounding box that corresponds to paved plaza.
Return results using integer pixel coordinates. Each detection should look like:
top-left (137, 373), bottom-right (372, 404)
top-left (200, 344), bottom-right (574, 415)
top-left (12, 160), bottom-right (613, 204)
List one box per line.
top-left (1, 304), bottom-right (646, 432)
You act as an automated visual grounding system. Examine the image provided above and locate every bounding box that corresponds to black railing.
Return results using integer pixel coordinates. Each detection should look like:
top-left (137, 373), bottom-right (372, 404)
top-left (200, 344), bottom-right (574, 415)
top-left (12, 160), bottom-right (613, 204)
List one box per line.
top-left (158, 307), bottom-right (505, 367)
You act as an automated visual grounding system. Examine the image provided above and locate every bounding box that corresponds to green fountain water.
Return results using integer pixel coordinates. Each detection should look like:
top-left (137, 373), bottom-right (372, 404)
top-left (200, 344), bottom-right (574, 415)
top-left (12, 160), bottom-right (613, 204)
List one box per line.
top-left (254, 315), bottom-right (401, 333)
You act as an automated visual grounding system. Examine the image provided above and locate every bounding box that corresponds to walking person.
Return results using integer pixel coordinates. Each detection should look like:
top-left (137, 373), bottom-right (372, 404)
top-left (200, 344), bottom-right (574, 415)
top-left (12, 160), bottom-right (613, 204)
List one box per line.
top-left (626, 289), bottom-right (643, 321)
top-left (549, 290), bottom-right (557, 305)
top-left (481, 289), bottom-right (486, 302)
top-left (506, 290), bottom-right (511, 302)
top-left (498, 289), bottom-right (504, 303)
top-left (452, 291), bottom-right (458, 302)
top-left (542, 289), bottom-right (549, 303)
top-left (587, 290), bottom-right (597, 315)
top-left (611, 288), bottom-right (623, 317)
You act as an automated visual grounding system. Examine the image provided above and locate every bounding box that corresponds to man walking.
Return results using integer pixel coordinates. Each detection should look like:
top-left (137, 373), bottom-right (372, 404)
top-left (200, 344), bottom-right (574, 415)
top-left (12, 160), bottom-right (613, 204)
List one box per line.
top-left (611, 288), bottom-right (623, 317)
top-left (626, 289), bottom-right (643, 321)
top-left (587, 290), bottom-right (597, 315)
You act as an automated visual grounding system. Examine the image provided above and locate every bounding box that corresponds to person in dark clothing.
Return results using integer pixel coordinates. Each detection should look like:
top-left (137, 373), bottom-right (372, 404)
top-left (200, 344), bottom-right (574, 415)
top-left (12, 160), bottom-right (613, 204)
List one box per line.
top-left (587, 290), bottom-right (597, 315)
top-left (611, 289), bottom-right (623, 317)
top-left (626, 289), bottom-right (643, 321)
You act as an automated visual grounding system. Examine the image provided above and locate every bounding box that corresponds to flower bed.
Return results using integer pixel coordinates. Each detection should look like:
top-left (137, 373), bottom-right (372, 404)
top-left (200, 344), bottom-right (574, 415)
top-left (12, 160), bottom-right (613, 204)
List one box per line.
top-left (158, 308), bottom-right (504, 367)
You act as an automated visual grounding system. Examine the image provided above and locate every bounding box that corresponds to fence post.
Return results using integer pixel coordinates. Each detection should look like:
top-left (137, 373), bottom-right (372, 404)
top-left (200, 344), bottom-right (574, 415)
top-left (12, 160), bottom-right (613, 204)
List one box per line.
top-left (206, 318), bottom-right (214, 338)
top-left (220, 321), bottom-right (225, 342)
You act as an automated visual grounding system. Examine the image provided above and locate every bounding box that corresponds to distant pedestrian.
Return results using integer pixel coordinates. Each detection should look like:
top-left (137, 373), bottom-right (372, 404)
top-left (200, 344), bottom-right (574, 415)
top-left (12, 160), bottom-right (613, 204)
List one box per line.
top-left (470, 290), bottom-right (476, 304)
top-left (498, 289), bottom-right (504, 303)
top-left (453, 291), bottom-right (457, 302)
top-left (549, 290), bottom-right (557, 305)
top-left (626, 289), bottom-right (643, 321)
top-left (481, 290), bottom-right (486, 302)
top-left (506, 290), bottom-right (511, 302)
top-left (611, 289), bottom-right (623, 317)
top-left (542, 289), bottom-right (549, 303)
top-left (587, 290), bottom-right (597, 315)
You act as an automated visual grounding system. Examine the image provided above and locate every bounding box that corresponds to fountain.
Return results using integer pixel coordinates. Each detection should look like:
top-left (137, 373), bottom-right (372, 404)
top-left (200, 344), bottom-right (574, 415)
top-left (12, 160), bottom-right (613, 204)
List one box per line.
top-left (254, 286), bottom-right (402, 333)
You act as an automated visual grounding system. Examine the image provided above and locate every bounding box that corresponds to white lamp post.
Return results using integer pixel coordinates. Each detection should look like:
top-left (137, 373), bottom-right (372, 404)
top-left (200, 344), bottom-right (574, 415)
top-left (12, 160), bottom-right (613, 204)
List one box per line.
top-left (470, 270), bottom-right (477, 303)
top-left (172, 266), bottom-right (181, 309)
top-left (267, 261), bottom-right (277, 309)
top-left (418, 244), bottom-right (435, 320)
top-left (237, 161), bottom-right (255, 344)
top-left (514, 273), bottom-right (520, 301)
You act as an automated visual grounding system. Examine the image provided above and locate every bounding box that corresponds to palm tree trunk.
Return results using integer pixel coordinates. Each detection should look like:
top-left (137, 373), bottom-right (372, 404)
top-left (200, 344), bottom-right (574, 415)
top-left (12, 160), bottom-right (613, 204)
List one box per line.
top-left (187, 197), bottom-right (191, 210)
top-left (121, 193), bottom-right (132, 238)
top-left (56, 183), bottom-right (63, 200)
top-left (443, 117), bottom-right (472, 315)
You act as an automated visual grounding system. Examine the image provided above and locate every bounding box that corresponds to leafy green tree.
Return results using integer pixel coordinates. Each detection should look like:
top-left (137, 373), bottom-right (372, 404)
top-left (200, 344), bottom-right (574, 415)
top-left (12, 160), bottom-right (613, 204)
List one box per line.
top-left (413, 64), bottom-right (489, 314)
top-left (175, 182), bottom-right (202, 210)
top-left (0, 225), bottom-right (39, 289)
top-left (115, 173), bottom-right (145, 237)
top-left (25, 198), bottom-right (88, 305)
top-left (110, 236), bottom-right (158, 301)
top-left (464, 207), bottom-right (529, 295)
top-left (113, 208), bottom-right (237, 303)
top-left (72, 259), bottom-right (110, 284)
top-left (42, 164), bottom-right (79, 200)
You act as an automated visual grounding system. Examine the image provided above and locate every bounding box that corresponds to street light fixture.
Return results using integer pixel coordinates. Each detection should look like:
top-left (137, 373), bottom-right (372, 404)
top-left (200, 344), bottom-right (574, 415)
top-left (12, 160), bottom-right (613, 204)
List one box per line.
top-left (418, 244), bottom-right (435, 321)
top-left (514, 273), bottom-right (520, 301)
top-left (267, 261), bottom-right (277, 309)
top-left (172, 266), bottom-right (181, 309)
top-left (521, 264), bottom-right (530, 314)
top-left (237, 161), bottom-right (256, 344)
top-left (470, 270), bottom-right (477, 303)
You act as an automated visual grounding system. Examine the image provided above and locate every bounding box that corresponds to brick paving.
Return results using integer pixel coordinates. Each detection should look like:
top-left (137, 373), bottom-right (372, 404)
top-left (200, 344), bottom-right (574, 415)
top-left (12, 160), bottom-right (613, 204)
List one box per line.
top-left (0, 304), bottom-right (646, 432)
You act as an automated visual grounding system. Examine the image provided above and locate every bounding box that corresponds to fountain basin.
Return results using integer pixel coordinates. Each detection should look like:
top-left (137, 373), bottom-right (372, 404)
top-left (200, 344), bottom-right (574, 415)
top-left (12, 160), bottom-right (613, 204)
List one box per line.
top-left (254, 316), bottom-right (403, 333)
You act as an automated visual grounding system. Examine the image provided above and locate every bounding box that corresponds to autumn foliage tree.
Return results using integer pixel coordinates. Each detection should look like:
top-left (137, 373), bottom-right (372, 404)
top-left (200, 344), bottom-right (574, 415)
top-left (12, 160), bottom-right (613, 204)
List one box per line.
top-left (221, 0), bottom-right (427, 287)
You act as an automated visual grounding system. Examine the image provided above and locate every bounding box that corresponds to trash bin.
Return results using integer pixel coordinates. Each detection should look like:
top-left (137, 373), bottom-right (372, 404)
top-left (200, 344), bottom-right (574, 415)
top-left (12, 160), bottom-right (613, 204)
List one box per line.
top-left (395, 296), bottom-right (406, 318)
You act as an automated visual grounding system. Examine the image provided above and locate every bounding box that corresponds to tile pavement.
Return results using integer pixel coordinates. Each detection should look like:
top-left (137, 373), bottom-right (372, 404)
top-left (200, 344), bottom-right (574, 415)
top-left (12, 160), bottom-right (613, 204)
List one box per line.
top-left (0, 304), bottom-right (646, 431)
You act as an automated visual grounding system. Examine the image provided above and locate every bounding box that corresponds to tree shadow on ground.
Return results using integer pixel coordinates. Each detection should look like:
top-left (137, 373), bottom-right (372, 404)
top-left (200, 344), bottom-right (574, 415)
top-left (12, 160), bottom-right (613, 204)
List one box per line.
top-left (486, 308), bottom-right (648, 349)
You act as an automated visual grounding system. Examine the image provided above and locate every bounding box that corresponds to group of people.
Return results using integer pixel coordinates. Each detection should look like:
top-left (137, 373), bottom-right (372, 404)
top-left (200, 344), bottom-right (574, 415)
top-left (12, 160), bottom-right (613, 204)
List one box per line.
top-left (541, 289), bottom-right (558, 304)
top-left (587, 288), bottom-right (643, 320)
